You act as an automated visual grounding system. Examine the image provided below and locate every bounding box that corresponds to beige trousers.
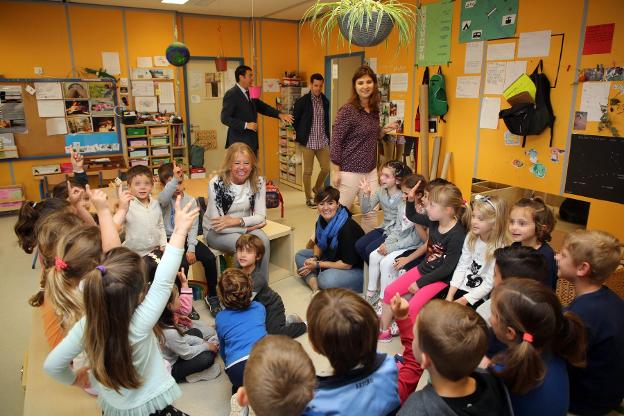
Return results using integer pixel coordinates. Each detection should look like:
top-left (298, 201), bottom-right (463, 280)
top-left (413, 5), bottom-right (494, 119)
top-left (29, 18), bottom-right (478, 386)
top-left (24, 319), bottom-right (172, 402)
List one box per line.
top-left (300, 145), bottom-right (330, 200)
top-left (338, 169), bottom-right (379, 233)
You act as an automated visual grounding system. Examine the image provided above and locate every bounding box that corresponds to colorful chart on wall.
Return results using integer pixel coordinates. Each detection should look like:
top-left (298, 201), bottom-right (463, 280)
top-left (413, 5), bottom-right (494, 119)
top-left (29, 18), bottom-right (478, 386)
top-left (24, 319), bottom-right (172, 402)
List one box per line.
top-left (416, 0), bottom-right (453, 66)
top-left (565, 134), bottom-right (624, 204)
top-left (64, 132), bottom-right (120, 155)
top-left (459, 0), bottom-right (518, 43)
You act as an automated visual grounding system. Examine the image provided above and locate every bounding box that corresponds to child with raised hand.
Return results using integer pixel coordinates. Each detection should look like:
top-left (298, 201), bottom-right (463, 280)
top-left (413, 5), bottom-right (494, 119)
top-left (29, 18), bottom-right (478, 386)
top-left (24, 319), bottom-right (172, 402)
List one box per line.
top-left (157, 162), bottom-right (220, 316)
top-left (378, 182), bottom-right (467, 342)
top-left (509, 197), bottom-right (558, 289)
top-left (356, 160), bottom-right (411, 302)
top-left (156, 270), bottom-right (220, 384)
top-left (216, 268), bottom-right (267, 394)
top-left (489, 278), bottom-right (587, 416)
top-left (445, 194), bottom-right (510, 308)
top-left (231, 335), bottom-right (316, 416)
top-left (236, 234), bottom-right (306, 338)
top-left (44, 196), bottom-right (199, 416)
top-left (555, 230), bottom-right (624, 415)
top-left (397, 298), bottom-right (513, 416)
top-left (305, 288), bottom-right (400, 415)
top-left (113, 165), bottom-right (167, 257)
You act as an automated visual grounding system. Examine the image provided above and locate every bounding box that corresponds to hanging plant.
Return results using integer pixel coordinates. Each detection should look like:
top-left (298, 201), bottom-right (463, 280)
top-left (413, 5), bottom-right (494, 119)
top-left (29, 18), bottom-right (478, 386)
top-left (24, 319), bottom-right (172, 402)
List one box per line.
top-left (215, 25), bottom-right (228, 72)
top-left (301, 0), bottom-right (416, 49)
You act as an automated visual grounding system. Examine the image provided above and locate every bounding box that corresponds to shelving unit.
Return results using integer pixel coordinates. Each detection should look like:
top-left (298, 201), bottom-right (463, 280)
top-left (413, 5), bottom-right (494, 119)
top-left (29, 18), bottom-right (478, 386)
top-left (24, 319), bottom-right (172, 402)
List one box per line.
top-left (122, 123), bottom-right (188, 176)
top-left (0, 184), bottom-right (24, 212)
top-left (277, 85), bottom-right (303, 191)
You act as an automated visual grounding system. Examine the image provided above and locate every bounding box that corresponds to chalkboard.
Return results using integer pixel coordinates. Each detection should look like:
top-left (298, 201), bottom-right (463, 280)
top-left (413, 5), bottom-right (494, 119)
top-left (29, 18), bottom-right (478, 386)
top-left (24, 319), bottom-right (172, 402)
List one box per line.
top-left (565, 134), bottom-right (624, 204)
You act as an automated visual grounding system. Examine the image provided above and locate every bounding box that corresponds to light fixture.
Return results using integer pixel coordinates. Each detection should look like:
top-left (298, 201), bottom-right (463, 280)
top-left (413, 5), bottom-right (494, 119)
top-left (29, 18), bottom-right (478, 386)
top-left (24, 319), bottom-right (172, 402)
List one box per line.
top-left (161, 0), bottom-right (189, 4)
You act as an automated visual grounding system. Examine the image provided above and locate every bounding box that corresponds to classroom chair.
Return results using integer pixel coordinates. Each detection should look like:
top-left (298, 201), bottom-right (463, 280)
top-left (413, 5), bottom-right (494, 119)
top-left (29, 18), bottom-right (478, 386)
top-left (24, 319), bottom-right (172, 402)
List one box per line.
top-left (42, 174), bottom-right (68, 198)
top-left (98, 169), bottom-right (121, 187)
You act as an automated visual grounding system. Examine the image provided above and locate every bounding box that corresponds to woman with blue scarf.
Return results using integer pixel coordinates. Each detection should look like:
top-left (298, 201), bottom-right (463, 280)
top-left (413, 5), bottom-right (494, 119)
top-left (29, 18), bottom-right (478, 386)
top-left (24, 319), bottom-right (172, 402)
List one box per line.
top-left (296, 186), bottom-right (365, 293)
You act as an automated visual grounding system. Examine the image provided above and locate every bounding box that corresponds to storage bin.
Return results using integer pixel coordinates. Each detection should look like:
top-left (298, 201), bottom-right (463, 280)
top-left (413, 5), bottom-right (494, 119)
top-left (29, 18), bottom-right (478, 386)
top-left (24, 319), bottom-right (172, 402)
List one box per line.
top-left (150, 137), bottom-right (169, 146)
top-left (149, 126), bottom-right (168, 136)
top-left (152, 157), bottom-right (170, 166)
top-left (130, 150), bottom-right (148, 157)
top-left (129, 139), bottom-right (148, 147)
top-left (130, 159), bottom-right (149, 167)
top-left (127, 127), bottom-right (147, 136)
top-left (152, 147), bottom-right (170, 156)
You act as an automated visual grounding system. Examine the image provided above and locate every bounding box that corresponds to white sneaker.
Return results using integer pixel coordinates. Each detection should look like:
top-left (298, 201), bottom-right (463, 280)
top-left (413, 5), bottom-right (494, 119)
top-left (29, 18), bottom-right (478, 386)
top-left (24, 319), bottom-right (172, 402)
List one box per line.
top-left (286, 314), bottom-right (303, 325)
top-left (186, 363), bottom-right (221, 383)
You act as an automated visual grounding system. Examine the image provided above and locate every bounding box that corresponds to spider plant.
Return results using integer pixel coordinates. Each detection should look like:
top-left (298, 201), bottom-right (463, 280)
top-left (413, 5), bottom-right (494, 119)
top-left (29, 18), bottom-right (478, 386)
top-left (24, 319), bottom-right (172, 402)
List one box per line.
top-left (301, 0), bottom-right (416, 49)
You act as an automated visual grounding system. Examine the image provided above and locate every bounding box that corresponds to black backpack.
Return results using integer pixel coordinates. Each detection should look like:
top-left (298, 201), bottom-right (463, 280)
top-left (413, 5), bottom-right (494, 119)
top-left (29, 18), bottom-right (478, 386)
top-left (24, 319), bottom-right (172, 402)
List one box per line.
top-left (499, 60), bottom-right (555, 147)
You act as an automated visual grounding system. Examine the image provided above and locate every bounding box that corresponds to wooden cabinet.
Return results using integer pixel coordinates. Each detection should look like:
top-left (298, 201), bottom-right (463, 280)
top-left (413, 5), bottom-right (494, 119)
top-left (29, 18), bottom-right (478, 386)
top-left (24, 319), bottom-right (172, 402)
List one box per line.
top-left (122, 123), bottom-right (188, 175)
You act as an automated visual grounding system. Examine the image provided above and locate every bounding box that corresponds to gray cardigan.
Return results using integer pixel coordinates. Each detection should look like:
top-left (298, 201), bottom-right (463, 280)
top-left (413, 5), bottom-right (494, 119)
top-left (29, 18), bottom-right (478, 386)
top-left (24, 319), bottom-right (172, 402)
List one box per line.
top-left (157, 177), bottom-right (199, 252)
top-left (383, 200), bottom-right (425, 253)
top-left (359, 188), bottom-right (403, 233)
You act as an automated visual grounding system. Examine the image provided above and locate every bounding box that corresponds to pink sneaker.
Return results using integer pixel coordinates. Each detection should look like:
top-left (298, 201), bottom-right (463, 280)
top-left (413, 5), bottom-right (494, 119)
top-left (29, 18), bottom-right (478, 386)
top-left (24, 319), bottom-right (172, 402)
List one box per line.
top-left (378, 329), bottom-right (392, 343)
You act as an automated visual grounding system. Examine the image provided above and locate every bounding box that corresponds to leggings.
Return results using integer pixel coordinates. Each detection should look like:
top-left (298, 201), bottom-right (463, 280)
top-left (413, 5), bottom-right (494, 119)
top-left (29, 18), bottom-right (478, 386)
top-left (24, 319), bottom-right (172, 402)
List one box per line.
top-left (225, 360), bottom-right (247, 395)
top-left (170, 328), bottom-right (216, 383)
top-left (355, 228), bottom-right (386, 263)
top-left (383, 268), bottom-right (448, 318)
top-left (179, 240), bottom-right (218, 297)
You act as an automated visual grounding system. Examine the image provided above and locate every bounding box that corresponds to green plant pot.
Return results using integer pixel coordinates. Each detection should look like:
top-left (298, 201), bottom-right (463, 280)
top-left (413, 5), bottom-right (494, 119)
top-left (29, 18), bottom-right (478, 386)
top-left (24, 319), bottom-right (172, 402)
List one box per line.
top-left (339, 11), bottom-right (394, 47)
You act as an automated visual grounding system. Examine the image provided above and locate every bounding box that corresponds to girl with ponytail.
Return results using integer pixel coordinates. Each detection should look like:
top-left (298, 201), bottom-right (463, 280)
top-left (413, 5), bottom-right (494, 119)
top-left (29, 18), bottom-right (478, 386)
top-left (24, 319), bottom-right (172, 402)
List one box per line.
top-left (489, 278), bottom-right (586, 416)
top-left (44, 196), bottom-right (199, 416)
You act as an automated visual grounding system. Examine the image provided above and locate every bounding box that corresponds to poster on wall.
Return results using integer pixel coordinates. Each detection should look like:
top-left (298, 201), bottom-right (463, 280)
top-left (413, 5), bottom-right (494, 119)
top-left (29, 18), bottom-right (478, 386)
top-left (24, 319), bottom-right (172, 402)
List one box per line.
top-left (205, 72), bottom-right (224, 99)
top-left (565, 134), bottom-right (624, 204)
top-left (459, 0), bottom-right (518, 43)
top-left (0, 86), bottom-right (27, 133)
top-left (64, 132), bottom-right (120, 155)
top-left (416, 0), bottom-right (453, 66)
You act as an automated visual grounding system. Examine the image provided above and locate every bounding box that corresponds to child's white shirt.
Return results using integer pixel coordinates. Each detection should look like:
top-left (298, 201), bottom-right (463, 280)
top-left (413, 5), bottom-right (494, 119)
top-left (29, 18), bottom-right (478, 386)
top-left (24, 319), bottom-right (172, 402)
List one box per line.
top-left (450, 236), bottom-right (495, 305)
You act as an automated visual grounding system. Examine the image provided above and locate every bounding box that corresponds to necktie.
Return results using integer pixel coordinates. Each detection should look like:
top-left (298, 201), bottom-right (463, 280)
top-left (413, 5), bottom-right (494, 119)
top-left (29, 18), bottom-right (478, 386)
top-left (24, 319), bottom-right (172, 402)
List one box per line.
top-left (245, 90), bottom-right (251, 101)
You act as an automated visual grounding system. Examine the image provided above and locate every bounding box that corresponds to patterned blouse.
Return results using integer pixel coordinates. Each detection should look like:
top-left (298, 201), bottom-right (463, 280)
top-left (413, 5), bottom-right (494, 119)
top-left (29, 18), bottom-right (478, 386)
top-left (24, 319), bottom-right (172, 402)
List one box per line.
top-left (330, 103), bottom-right (380, 173)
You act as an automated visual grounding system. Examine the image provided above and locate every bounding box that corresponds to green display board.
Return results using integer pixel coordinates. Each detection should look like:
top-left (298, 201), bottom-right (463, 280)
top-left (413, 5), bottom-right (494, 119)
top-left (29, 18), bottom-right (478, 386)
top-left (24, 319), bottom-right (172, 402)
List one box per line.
top-left (416, 0), bottom-right (454, 67)
top-left (459, 0), bottom-right (518, 43)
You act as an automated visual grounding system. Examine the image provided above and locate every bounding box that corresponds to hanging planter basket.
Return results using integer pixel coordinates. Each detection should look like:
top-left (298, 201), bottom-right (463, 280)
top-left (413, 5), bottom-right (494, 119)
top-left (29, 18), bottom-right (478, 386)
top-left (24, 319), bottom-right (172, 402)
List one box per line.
top-left (338, 11), bottom-right (394, 47)
top-left (215, 57), bottom-right (227, 72)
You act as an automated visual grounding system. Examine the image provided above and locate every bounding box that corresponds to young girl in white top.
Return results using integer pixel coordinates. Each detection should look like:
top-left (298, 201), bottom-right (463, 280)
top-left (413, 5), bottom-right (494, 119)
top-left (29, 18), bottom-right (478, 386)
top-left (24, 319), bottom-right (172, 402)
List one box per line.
top-left (446, 194), bottom-right (510, 308)
top-left (44, 196), bottom-right (199, 416)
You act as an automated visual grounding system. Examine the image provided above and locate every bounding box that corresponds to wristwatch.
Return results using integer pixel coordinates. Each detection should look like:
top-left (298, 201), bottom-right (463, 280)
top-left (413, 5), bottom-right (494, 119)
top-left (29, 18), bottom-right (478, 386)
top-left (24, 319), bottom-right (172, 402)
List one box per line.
top-left (239, 218), bottom-right (245, 227)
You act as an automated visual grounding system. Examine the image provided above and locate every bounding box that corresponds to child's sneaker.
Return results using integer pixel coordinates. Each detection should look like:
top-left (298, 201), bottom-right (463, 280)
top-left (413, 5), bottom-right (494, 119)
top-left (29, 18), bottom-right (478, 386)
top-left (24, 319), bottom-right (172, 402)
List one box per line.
top-left (188, 306), bottom-right (200, 320)
top-left (205, 296), bottom-right (222, 317)
top-left (378, 329), bottom-right (392, 343)
top-left (374, 300), bottom-right (383, 316)
top-left (186, 363), bottom-right (221, 383)
top-left (366, 290), bottom-right (380, 306)
top-left (390, 321), bottom-right (400, 337)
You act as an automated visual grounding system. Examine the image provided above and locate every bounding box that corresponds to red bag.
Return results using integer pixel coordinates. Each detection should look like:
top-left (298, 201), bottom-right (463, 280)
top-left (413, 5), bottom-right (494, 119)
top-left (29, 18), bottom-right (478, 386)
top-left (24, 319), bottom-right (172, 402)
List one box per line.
top-left (265, 180), bottom-right (284, 217)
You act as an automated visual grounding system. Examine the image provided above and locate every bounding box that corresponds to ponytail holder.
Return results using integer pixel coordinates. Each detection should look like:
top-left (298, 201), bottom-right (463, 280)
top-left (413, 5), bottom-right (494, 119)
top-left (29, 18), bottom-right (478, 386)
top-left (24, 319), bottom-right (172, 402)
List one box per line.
top-left (96, 265), bottom-right (107, 274)
top-left (522, 332), bottom-right (534, 344)
top-left (54, 256), bottom-right (68, 272)
top-left (462, 199), bottom-right (468, 207)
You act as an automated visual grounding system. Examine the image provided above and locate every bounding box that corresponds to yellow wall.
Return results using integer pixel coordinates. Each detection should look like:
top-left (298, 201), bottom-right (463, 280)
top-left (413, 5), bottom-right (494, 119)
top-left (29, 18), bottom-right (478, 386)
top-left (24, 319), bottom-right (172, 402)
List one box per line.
top-left (1, 0), bottom-right (622, 240)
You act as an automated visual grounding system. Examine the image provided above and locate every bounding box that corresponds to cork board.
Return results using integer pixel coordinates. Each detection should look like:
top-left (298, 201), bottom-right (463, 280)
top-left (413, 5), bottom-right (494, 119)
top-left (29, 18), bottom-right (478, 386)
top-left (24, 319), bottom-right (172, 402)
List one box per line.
top-left (0, 78), bottom-right (122, 159)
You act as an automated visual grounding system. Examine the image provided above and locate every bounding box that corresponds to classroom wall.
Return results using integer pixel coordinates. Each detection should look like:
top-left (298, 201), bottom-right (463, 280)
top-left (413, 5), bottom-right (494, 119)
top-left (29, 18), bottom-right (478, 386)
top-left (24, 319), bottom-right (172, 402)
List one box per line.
top-left (1, 0), bottom-right (622, 240)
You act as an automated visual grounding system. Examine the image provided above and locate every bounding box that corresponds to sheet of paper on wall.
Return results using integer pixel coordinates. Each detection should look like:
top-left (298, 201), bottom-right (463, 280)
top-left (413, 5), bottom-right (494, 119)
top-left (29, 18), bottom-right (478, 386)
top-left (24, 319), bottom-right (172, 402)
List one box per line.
top-left (34, 82), bottom-right (63, 100)
top-left (484, 62), bottom-right (506, 94)
top-left (262, 79), bottom-right (280, 93)
top-left (580, 81), bottom-right (611, 121)
top-left (0, 133), bottom-right (18, 159)
top-left (154, 56), bottom-right (169, 67)
top-left (479, 97), bottom-right (501, 129)
top-left (131, 68), bottom-right (152, 80)
top-left (135, 96), bottom-right (158, 113)
top-left (367, 57), bottom-right (378, 73)
top-left (132, 81), bottom-right (155, 97)
top-left (582, 23), bottom-right (615, 55)
top-left (101, 52), bottom-right (121, 75)
top-left (464, 41), bottom-right (484, 74)
top-left (456, 76), bottom-right (481, 98)
top-left (37, 100), bottom-right (65, 117)
top-left (189, 72), bottom-right (203, 92)
top-left (517, 30), bottom-right (551, 58)
top-left (45, 117), bottom-right (68, 135)
top-left (390, 73), bottom-right (409, 92)
top-left (137, 56), bottom-right (153, 68)
top-left (0, 86), bottom-right (27, 133)
top-left (158, 102), bottom-right (175, 113)
top-left (156, 82), bottom-right (175, 104)
top-left (503, 61), bottom-right (527, 89)
top-left (487, 42), bottom-right (515, 61)
top-left (190, 95), bottom-right (201, 104)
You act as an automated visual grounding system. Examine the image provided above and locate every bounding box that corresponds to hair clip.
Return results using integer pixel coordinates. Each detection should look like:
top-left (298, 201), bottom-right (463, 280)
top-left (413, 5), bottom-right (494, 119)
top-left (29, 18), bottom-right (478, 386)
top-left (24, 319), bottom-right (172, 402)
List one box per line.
top-left (473, 194), bottom-right (496, 210)
top-left (32, 202), bottom-right (37, 208)
top-left (522, 332), bottom-right (534, 344)
top-left (96, 265), bottom-right (107, 274)
top-left (54, 256), bottom-right (68, 272)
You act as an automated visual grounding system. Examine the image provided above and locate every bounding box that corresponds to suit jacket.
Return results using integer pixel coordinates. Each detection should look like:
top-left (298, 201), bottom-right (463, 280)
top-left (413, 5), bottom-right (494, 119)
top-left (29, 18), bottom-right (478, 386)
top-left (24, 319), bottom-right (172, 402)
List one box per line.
top-left (293, 91), bottom-right (330, 147)
top-left (221, 85), bottom-right (280, 152)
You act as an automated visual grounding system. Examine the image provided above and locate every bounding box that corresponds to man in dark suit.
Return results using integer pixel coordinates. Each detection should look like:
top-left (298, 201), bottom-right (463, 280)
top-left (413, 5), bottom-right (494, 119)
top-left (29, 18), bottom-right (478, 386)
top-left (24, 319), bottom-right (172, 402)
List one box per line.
top-left (293, 73), bottom-right (330, 207)
top-left (221, 65), bottom-right (293, 154)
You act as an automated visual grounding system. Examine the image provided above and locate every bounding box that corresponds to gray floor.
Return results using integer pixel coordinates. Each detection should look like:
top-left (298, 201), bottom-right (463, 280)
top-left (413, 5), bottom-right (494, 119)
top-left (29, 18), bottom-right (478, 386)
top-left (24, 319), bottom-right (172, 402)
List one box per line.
top-left (2, 185), bottom-right (406, 415)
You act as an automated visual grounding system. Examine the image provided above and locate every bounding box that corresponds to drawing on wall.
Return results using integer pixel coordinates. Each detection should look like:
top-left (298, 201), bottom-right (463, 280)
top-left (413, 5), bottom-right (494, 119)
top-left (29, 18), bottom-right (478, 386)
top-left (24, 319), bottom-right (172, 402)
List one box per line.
top-left (460, 0), bottom-right (518, 43)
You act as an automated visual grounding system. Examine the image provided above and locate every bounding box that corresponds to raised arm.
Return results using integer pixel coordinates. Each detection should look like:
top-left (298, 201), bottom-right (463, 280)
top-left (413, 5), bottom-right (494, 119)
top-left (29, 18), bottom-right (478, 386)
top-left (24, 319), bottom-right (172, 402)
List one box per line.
top-left (87, 185), bottom-right (121, 251)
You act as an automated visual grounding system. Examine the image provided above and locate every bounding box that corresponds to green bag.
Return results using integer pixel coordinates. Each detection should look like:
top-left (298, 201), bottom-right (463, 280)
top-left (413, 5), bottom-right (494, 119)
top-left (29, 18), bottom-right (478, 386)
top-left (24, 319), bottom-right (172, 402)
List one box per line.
top-left (429, 66), bottom-right (448, 121)
top-left (190, 145), bottom-right (205, 168)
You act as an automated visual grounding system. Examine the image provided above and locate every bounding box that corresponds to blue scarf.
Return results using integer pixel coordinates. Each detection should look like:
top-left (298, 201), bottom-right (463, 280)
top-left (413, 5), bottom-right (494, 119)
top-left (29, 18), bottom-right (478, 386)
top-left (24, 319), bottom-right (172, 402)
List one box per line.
top-left (316, 206), bottom-right (349, 251)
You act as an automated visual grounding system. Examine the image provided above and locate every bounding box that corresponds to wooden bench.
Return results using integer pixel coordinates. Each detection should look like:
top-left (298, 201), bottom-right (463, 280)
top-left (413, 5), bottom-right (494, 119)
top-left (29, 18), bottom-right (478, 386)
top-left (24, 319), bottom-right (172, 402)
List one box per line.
top-left (23, 309), bottom-right (100, 416)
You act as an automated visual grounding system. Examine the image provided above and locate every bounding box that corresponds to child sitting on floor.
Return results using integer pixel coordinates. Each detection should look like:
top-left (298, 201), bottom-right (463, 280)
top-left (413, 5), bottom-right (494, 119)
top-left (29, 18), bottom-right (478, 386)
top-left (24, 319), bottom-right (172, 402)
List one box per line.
top-left (236, 234), bottom-right (306, 338)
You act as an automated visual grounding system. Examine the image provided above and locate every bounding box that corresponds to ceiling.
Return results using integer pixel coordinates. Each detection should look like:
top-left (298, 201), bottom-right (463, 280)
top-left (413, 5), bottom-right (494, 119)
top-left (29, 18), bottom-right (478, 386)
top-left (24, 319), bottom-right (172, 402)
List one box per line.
top-left (62, 0), bottom-right (320, 20)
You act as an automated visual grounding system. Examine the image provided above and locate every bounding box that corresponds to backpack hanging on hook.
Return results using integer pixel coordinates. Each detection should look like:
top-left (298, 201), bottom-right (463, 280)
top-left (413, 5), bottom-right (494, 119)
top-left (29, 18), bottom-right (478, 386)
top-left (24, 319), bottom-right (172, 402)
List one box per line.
top-left (429, 66), bottom-right (448, 122)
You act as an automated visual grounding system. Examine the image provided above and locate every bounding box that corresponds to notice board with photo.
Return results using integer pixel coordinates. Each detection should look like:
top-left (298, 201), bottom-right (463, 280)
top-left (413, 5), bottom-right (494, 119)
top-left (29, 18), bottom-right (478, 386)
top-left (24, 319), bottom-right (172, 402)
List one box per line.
top-left (564, 134), bottom-right (624, 204)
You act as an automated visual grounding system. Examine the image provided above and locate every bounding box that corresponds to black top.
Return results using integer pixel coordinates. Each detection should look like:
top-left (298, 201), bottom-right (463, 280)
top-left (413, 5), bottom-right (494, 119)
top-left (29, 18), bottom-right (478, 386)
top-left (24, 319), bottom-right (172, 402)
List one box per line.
top-left (406, 203), bottom-right (466, 288)
top-left (567, 286), bottom-right (624, 415)
top-left (293, 91), bottom-right (330, 147)
top-left (536, 242), bottom-right (558, 290)
top-left (442, 371), bottom-right (509, 416)
top-left (317, 216), bottom-right (364, 269)
top-left (221, 85), bottom-right (280, 152)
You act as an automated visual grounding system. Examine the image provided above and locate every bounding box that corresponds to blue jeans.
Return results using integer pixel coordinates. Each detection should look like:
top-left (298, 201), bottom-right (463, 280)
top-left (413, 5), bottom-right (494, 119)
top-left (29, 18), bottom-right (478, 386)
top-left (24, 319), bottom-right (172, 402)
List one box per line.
top-left (295, 249), bottom-right (363, 293)
top-left (355, 228), bottom-right (386, 263)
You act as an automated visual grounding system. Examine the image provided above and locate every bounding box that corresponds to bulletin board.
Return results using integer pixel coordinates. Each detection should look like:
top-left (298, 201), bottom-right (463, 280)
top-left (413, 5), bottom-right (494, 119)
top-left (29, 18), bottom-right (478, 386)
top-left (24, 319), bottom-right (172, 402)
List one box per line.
top-left (0, 78), bottom-right (122, 159)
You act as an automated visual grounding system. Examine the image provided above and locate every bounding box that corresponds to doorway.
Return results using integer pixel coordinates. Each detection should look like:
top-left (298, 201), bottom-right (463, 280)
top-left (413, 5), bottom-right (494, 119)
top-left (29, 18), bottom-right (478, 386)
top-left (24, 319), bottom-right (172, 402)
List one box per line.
top-left (324, 52), bottom-right (365, 126)
top-left (184, 57), bottom-right (243, 175)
